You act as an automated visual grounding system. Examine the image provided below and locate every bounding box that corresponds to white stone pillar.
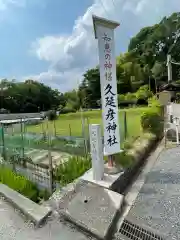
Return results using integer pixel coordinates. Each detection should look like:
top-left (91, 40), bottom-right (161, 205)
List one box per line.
top-left (92, 15), bottom-right (121, 156)
top-left (89, 124), bottom-right (104, 181)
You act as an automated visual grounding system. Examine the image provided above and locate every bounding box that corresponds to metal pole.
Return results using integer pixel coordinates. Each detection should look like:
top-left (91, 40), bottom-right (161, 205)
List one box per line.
top-left (41, 120), bottom-right (46, 140)
top-left (80, 107), bottom-right (84, 137)
top-left (80, 108), bottom-right (88, 158)
top-left (108, 155), bottom-right (114, 167)
top-left (124, 111), bottom-right (127, 140)
top-left (69, 124), bottom-right (72, 137)
top-left (21, 119), bottom-right (25, 158)
top-left (167, 54), bottom-right (172, 83)
top-left (0, 84), bottom-right (3, 109)
top-left (1, 124), bottom-right (6, 160)
top-left (46, 120), bottom-right (53, 194)
top-left (164, 105), bottom-right (167, 148)
top-left (53, 120), bottom-right (57, 137)
top-left (176, 124), bottom-right (179, 145)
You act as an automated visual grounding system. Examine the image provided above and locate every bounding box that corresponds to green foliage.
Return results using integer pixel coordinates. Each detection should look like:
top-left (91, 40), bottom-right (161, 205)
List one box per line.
top-left (114, 151), bottom-right (134, 168)
top-left (0, 80), bottom-right (66, 113)
top-left (39, 189), bottom-right (51, 201)
top-left (141, 107), bottom-right (164, 137)
top-left (47, 110), bottom-right (57, 121)
top-left (78, 67), bottom-right (101, 108)
top-left (62, 99), bottom-right (78, 113)
top-left (0, 166), bottom-right (39, 202)
top-left (118, 86), bottom-right (154, 107)
top-left (128, 12), bottom-right (180, 83)
top-left (60, 107), bottom-right (76, 114)
top-left (64, 90), bottom-right (80, 111)
top-left (118, 94), bottom-right (125, 102)
top-left (54, 156), bottom-right (91, 186)
top-left (148, 96), bottom-right (161, 108)
top-left (176, 92), bottom-right (180, 102)
top-left (151, 62), bottom-right (165, 80)
top-left (136, 85), bottom-right (153, 100)
top-left (125, 92), bottom-right (137, 101)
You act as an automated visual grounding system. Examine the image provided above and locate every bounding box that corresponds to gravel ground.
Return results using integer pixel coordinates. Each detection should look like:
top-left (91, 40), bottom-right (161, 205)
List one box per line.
top-left (0, 197), bottom-right (93, 240)
top-left (126, 147), bottom-right (180, 240)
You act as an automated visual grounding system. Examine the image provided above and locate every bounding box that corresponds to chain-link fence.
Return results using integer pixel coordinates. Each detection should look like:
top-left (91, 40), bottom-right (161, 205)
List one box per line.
top-left (0, 109), bottom-right (142, 192)
top-left (0, 110), bottom-right (142, 161)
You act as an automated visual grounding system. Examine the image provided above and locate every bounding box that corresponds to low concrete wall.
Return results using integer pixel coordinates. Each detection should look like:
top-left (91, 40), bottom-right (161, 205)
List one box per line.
top-left (0, 183), bottom-right (51, 226)
top-left (110, 134), bottom-right (158, 194)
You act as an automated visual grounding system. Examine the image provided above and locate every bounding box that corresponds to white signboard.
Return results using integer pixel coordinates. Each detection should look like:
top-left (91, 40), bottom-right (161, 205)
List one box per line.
top-left (93, 15), bottom-right (120, 156)
top-left (89, 124), bottom-right (104, 181)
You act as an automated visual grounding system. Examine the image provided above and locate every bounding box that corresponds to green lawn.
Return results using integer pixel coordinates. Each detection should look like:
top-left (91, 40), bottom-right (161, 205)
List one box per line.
top-left (26, 107), bottom-right (148, 141)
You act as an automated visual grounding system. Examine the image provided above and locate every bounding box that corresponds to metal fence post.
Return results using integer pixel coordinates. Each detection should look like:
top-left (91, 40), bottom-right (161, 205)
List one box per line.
top-left (21, 119), bottom-right (25, 158)
top-left (53, 120), bottom-right (57, 137)
top-left (41, 120), bottom-right (46, 140)
top-left (124, 111), bottom-right (128, 140)
top-left (46, 120), bottom-right (53, 193)
top-left (69, 124), bottom-right (72, 137)
top-left (1, 124), bottom-right (6, 160)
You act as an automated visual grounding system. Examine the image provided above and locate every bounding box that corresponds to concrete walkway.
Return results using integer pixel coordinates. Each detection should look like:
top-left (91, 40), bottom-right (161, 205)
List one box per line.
top-left (0, 197), bottom-right (93, 240)
top-left (124, 146), bottom-right (180, 239)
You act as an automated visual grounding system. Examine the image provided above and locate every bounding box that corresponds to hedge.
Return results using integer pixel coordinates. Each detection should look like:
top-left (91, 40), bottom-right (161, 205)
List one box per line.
top-left (141, 106), bottom-right (164, 138)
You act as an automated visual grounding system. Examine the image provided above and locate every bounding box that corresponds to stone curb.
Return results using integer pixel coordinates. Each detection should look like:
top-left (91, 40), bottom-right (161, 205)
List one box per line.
top-left (0, 183), bottom-right (52, 226)
top-left (115, 138), bottom-right (165, 233)
top-left (111, 134), bottom-right (158, 194)
top-left (125, 137), bottom-right (164, 205)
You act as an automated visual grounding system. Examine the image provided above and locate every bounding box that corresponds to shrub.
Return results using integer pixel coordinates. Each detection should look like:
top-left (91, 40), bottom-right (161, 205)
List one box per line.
top-left (54, 156), bottom-right (91, 186)
top-left (136, 85), bottom-right (153, 105)
top-left (125, 92), bottom-right (137, 101)
top-left (60, 107), bottom-right (76, 114)
top-left (141, 107), bottom-right (164, 137)
top-left (148, 95), bottom-right (161, 108)
top-left (118, 94), bottom-right (125, 103)
top-left (46, 110), bottom-right (57, 121)
top-left (0, 166), bottom-right (39, 202)
top-left (114, 151), bottom-right (134, 168)
top-left (118, 93), bottom-right (137, 107)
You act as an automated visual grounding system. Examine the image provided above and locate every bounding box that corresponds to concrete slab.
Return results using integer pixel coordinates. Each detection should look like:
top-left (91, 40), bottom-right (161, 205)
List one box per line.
top-left (80, 168), bottom-right (124, 189)
top-left (0, 197), bottom-right (93, 240)
top-left (60, 184), bottom-right (124, 239)
top-left (0, 184), bottom-right (51, 226)
top-left (33, 152), bottom-right (48, 163)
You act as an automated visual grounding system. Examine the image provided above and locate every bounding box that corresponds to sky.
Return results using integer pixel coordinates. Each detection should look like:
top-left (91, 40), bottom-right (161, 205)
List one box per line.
top-left (0, 0), bottom-right (180, 92)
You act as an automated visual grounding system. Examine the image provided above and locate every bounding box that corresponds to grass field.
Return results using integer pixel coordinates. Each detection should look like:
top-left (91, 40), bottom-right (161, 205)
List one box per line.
top-left (26, 107), bottom-right (148, 141)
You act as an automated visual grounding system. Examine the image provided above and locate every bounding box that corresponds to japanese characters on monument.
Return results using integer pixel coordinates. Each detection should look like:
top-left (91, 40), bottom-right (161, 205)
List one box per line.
top-left (93, 16), bottom-right (120, 155)
top-left (89, 124), bottom-right (104, 180)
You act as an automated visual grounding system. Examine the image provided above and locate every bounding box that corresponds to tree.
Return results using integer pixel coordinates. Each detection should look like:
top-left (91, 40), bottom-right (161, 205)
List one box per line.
top-left (64, 90), bottom-right (80, 111)
top-left (0, 79), bottom-right (65, 113)
top-left (128, 12), bottom-right (180, 83)
top-left (78, 67), bottom-right (101, 108)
